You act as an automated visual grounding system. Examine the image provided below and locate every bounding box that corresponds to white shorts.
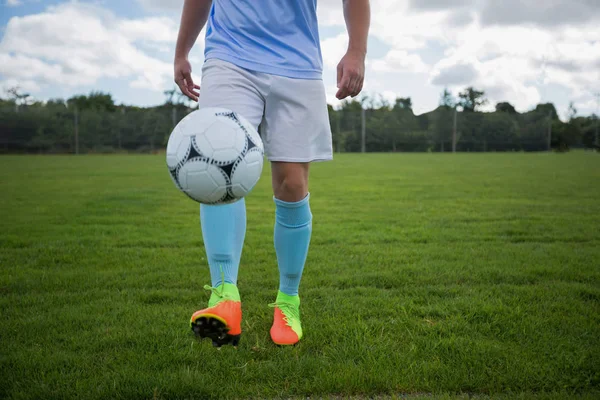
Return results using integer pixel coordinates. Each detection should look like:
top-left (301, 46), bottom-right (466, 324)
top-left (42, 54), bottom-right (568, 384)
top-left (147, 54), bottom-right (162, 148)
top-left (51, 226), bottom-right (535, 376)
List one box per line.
top-left (198, 58), bottom-right (333, 163)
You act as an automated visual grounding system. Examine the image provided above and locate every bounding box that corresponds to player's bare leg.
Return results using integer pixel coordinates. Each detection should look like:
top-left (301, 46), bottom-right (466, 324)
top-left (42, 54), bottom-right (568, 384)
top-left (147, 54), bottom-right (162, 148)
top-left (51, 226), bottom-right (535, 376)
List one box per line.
top-left (272, 162), bottom-right (309, 202)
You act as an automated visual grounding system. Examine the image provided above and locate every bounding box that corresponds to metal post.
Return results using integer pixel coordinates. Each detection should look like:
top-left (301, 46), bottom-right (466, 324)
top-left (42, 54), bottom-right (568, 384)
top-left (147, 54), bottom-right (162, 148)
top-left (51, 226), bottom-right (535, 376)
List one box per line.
top-left (361, 107), bottom-right (366, 153)
top-left (452, 107), bottom-right (457, 153)
top-left (74, 106), bottom-right (79, 155)
top-left (547, 110), bottom-right (552, 151)
top-left (595, 93), bottom-right (599, 148)
top-left (119, 108), bottom-right (124, 150)
top-left (336, 111), bottom-right (341, 153)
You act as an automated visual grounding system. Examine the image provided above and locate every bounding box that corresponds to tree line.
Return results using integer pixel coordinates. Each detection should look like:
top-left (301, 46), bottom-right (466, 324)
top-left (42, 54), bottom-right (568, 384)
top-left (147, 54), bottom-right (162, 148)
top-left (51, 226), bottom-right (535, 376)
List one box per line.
top-left (0, 87), bottom-right (598, 154)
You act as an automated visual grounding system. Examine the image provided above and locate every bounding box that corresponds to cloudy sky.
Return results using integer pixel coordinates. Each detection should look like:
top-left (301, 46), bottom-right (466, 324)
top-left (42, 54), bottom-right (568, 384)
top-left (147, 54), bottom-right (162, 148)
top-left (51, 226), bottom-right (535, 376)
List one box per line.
top-left (1, 0), bottom-right (599, 117)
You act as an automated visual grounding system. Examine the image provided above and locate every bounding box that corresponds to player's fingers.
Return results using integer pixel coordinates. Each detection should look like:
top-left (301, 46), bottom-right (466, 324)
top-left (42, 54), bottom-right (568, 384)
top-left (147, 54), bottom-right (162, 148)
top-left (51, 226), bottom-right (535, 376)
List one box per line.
top-left (352, 71), bottom-right (365, 97)
top-left (348, 76), bottom-right (358, 97)
top-left (353, 82), bottom-right (364, 97)
top-left (186, 85), bottom-right (199, 102)
top-left (183, 72), bottom-right (198, 100)
top-left (177, 72), bottom-right (197, 102)
top-left (336, 86), bottom-right (348, 100)
top-left (174, 76), bottom-right (188, 98)
top-left (336, 63), bottom-right (343, 87)
top-left (183, 71), bottom-right (195, 88)
top-left (178, 81), bottom-right (197, 102)
top-left (336, 74), bottom-right (351, 99)
top-left (351, 76), bottom-right (363, 97)
top-left (189, 84), bottom-right (200, 98)
top-left (189, 83), bottom-right (200, 98)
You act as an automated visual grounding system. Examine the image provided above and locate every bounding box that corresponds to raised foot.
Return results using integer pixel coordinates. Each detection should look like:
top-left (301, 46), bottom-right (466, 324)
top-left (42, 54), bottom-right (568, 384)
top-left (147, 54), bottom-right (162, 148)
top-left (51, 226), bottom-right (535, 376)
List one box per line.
top-left (191, 315), bottom-right (241, 347)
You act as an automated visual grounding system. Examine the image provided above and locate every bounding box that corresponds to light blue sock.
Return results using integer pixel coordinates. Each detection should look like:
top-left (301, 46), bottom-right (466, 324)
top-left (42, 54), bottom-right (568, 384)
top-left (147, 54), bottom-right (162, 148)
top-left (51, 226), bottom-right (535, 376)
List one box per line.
top-left (200, 199), bottom-right (246, 287)
top-left (274, 194), bottom-right (312, 296)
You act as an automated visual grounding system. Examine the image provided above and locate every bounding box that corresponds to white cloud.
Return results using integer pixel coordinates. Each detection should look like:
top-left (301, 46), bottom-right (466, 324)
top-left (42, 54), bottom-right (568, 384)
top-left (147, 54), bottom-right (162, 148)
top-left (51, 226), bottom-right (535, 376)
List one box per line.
top-left (426, 19), bottom-right (600, 111)
top-left (371, 49), bottom-right (429, 74)
top-left (320, 33), bottom-right (348, 69)
top-left (5, 0), bottom-right (21, 7)
top-left (135, 0), bottom-right (183, 12)
top-left (318, 0), bottom-right (599, 114)
top-left (1, 0), bottom-right (599, 114)
top-left (118, 17), bottom-right (178, 43)
top-left (1, 78), bottom-right (40, 94)
top-left (0, 3), bottom-right (179, 94)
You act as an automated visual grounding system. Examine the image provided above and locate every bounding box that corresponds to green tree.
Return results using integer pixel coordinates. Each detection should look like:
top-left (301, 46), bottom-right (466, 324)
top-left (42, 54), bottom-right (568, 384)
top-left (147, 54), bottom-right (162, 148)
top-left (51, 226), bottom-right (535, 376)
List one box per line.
top-left (440, 88), bottom-right (455, 108)
top-left (68, 91), bottom-right (116, 112)
top-left (430, 107), bottom-right (453, 152)
top-left (458, 87), bottom-right (487, 112)
top-left (391, 97), bottom-right (419, 151)
top-left (496, 102), bottom-right (517, 114)
top-left (482, 112), bottom-right (520, 151)
top-left (552, 102), bottom-right (582, 151)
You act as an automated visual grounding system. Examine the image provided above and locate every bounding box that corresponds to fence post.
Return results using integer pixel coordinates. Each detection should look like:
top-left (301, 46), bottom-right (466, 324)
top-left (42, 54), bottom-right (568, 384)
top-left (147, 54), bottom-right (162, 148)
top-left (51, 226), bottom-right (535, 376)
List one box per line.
top-left (547, 110), bottom-right (552, 152)
top-left (74, 106), bottom-right (79, 155)
top-left (361, 107), bottom-right (366, 153)
top-left (452, 107), bottom-right (457, 153)
top-left (595, 92), bottom-right (599, 148)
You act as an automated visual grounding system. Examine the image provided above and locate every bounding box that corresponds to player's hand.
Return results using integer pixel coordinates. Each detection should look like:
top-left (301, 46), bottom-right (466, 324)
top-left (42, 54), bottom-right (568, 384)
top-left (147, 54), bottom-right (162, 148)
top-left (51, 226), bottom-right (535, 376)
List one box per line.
top-left (174, 56), bottom-right (200, 102)
top-left (336, 49), bottom-right (365, 100)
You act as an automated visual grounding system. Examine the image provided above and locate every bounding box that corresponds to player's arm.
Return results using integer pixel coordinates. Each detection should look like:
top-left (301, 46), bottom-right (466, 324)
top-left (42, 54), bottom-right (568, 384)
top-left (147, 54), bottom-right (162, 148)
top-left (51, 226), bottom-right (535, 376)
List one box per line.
top-left (336, 0), bottom-right (370, 100)
top-left (174, 0), bottom-right (213, 101)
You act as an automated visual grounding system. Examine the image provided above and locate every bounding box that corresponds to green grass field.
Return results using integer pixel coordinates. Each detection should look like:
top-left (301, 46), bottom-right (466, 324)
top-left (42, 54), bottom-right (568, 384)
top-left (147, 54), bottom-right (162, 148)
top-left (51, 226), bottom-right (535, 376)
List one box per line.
top-left (1, 153), bottom-right (599, 399)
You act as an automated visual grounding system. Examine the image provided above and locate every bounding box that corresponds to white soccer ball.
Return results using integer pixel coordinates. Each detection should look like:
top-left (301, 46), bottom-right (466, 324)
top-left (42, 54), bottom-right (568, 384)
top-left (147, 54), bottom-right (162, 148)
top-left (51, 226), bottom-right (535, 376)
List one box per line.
top-left (166, 108), bottom-right (264, 204)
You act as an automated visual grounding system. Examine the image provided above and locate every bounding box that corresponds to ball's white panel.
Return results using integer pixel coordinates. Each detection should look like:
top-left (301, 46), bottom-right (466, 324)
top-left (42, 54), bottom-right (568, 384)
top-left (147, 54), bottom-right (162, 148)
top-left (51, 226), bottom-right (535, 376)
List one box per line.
top-left (203, 121), bottom-right (246, 164)
top-left (229, 184), bottom-right (247, 198)
top-left (230, 149), bottom-right (264, 197)
top-left (193, 126), bottom-right (216, 159)
top-left (179, 108), bottom-right (219, 138)
top-left (166, 125), bottom-right (188, 169)
top-left (211, 109), bottom-right (263, 153)
top-left (178, 161), bottom-right (227, 204)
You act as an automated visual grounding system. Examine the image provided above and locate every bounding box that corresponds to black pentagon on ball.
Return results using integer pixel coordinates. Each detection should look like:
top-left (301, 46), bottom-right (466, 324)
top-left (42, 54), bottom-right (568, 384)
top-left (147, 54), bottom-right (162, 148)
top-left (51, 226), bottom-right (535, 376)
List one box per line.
top-left (246, 135), bottom-right (257, 151)
top-left (189, 137), bottom-right (205, 159)
top-left (219, 161), bottom-right (236, 180)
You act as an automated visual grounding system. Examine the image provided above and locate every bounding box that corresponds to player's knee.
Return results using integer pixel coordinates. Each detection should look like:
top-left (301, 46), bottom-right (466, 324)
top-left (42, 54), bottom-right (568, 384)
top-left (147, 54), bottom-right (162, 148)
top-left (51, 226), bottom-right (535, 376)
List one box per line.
top-left (275, 176), bottom-right (307, 202)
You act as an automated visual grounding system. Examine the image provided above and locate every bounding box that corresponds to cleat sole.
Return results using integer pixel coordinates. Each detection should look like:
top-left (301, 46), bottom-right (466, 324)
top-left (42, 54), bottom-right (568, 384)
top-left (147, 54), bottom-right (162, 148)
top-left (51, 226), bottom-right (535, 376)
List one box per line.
top-left (191, 314), bottom-right (241, 347)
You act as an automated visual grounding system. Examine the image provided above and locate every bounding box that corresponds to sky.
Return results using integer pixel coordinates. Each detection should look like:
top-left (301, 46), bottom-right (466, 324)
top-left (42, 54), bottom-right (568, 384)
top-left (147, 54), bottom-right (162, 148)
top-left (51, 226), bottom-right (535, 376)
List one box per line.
top-left (1, 0), bottom-right (599, 118)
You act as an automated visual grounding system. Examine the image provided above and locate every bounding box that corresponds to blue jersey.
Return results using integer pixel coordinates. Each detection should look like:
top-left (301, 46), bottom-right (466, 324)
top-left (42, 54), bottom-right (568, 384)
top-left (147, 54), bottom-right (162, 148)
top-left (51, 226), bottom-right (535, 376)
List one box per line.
top-left (204, 0), bottom-right (323, 79)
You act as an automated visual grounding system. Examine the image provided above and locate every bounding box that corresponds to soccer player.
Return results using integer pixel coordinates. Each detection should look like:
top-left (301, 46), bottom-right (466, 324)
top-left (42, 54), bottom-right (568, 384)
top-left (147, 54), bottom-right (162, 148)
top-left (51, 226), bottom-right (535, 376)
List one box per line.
top-left (174, 0), bottom-right (370, 347)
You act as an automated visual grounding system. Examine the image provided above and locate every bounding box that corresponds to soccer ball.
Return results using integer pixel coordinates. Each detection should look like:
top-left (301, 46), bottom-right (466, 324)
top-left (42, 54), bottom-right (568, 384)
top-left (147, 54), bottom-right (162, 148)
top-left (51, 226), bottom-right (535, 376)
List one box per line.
top-left (166, 108), bottom-right (264, 204)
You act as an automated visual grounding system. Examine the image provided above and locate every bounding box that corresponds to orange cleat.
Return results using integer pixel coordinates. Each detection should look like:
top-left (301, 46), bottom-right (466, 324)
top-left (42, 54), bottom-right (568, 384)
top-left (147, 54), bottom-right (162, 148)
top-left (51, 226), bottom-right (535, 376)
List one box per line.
top-left (269, 291), bottom-right (303, 346)
top-left (190, 283), bottom-right (242, 347)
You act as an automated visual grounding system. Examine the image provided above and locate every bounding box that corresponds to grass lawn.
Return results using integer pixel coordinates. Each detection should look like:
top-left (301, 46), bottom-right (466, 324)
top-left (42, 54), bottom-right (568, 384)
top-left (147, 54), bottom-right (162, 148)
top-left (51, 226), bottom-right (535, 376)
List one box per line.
top-left (1, 153), bottom-right (599, 399)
